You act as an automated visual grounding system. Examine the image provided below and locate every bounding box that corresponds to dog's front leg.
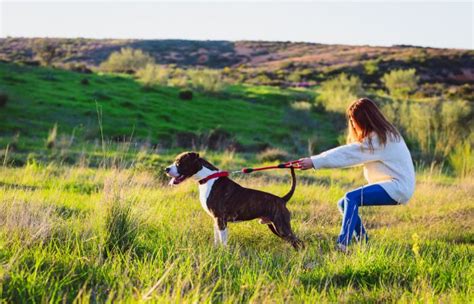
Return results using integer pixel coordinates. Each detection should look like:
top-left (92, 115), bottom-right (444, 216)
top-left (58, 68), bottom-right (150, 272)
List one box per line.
top-left (215, 217), bottom-right (228, 247)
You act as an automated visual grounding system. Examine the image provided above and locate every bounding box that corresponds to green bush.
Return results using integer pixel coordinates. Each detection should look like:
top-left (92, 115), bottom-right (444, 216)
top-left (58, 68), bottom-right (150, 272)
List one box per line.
top-left (187, 69), bottom-right (226, 93)
top-left (167, 68), bottom-right (189, 88)
top-left (449, 141), bottom-right (474, 177)
top-left (136, 64), bottom-right (170, 87)
top-left (382, 99), bottom-right (473, 161)
top-left (317, 73), bottom-right (364, 113)
top-left (381, 69), bottom-right (419, 100)
top-left (363, 60), bottom-right (379, 75)
top-left (99, 48), bottom-right (155, 73)
top-left (178, 89), bottom-right (193, 100)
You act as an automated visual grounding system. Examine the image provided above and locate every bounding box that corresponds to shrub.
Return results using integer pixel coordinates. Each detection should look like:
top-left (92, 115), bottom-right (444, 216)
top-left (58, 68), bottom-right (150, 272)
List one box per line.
top-left (187, 69), bottom-right (226, 93)
top-left (288, 71), bottom-right (302, 83)
top-left (382, 99), bottom-right (473, 161)
top-left (99, 48), bottom-right (155, 73)
top-left (205, 128), bottom-right (233, 150)
top-left (446, 84), bottom-right (474, 101)
top-left (317, 73), bottom-right (364, 113)
top-left (291, 101), bottom-right (312, 111)
top-left (449, 141), bottom-right (474, 177)
top-left (168, 68), bottom-right (189, 88)
top-left (136, 64), bottom-right (170, 87)
top-left (363, 60), bottom-right (379, 75)
top-left (382, 69), bottom-right (419, 100)
top-left (257, 148), bottom-right (289, 163)
top-left (168, 76), bottom-right (188, 88)
top-left (0, 92), bottom-right (8, 107)
top-left (178, 89), bottom-right (193, 100)
top-left (64, 63), bottom-right (93, 74)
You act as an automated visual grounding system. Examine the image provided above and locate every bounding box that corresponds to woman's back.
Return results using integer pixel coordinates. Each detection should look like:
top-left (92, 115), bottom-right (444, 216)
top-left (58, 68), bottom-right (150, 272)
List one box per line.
top-left (361, 133), bottom-right (415, 204)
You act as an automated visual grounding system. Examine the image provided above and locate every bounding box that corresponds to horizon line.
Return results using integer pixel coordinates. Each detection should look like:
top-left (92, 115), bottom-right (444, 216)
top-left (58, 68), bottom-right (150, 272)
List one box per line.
top-left (1, 35), bottom-right (472, 51)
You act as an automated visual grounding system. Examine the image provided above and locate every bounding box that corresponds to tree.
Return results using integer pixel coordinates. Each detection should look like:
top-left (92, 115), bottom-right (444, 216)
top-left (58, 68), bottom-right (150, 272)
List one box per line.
top-left (381, 69), bottom-right (419, 100)
top-left (32, 39), bottom-right (57, 66)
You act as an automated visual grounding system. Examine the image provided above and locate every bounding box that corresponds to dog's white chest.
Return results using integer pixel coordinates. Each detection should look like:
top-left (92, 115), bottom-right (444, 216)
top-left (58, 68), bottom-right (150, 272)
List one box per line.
top-left (198, 179), bottom-right (215, 216)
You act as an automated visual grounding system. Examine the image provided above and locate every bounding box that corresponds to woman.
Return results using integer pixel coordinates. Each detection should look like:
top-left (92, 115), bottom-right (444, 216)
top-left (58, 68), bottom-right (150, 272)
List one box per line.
top-left (299, 98), bottom-right (415, 251)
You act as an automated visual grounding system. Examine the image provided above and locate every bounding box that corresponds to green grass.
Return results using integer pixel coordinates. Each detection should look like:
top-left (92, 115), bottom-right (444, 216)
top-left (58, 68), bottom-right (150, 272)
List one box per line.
top-left (0, 60), bottom-right (472, 303)
top-left (0, 62), bottom-right (338, 153)
top-left (0, 156), bottom-right (472, 302)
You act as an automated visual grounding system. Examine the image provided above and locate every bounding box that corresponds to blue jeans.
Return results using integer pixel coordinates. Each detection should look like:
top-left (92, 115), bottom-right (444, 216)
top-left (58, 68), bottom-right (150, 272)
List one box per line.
top-left (337, 184), bottom-right (398, 246)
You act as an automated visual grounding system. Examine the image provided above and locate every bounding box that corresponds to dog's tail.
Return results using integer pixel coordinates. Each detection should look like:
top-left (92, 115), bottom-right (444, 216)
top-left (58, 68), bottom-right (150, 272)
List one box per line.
top-left (281, 167), bottom-right (296, 203)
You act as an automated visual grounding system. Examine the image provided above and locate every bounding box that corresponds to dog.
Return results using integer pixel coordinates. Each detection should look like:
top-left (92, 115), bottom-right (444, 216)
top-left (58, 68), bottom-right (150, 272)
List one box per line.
top-left (165, 151), bottom-right (304, 249)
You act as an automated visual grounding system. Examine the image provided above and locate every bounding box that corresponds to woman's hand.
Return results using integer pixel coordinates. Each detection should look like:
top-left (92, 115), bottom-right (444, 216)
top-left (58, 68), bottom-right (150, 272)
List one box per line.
top-left (298, 157), bottom-right (314, 170)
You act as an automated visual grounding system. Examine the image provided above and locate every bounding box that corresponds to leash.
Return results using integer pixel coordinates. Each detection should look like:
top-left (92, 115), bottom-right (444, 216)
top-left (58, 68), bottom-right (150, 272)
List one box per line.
top-left (232, 160), bottom-right (302, 174)
top-left (199, 160), bottom-right (303, 185)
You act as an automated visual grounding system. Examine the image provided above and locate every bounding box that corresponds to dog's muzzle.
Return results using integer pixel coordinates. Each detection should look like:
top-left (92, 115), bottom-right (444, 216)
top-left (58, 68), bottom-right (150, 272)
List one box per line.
top-left (166, 164), bottom-right (187, 185)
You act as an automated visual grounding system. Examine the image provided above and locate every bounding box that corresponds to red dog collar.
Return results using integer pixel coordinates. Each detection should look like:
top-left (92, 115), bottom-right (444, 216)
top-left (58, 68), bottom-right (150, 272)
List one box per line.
top-left (198, 171), bottom-right (229, 185)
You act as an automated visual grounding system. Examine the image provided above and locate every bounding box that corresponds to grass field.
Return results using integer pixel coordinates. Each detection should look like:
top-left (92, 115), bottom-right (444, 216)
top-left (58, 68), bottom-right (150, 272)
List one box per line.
top-left (0, 60), bottom-right (473, 302)
top-left (0, 62), bottom-right (338, 155)
top-left (0, 155), bottom-right (472, 302)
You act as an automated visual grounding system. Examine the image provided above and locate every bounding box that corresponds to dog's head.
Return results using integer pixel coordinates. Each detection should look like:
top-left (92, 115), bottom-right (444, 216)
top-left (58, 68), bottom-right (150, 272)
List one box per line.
top-left (165, 151), bottom-right (216, 185)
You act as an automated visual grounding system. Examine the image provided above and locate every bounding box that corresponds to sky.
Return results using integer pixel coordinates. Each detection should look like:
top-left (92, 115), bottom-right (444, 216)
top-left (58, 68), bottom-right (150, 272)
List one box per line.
top-left (1, 1), bottom-right (473, 49)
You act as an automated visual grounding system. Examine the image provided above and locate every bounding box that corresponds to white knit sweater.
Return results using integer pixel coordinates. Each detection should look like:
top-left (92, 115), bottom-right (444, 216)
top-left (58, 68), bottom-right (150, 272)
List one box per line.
top-left (310, 133), bottom-right (415, 204)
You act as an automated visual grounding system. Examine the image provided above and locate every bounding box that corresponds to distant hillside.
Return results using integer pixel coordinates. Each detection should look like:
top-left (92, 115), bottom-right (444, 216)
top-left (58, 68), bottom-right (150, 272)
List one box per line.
top-left (1, 38), bottom-right (473, 86)
top-left (0, 61), bottom-right (339, 155)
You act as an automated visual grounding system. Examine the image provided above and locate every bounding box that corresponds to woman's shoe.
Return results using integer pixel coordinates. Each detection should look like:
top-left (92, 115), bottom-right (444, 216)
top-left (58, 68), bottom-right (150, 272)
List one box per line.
top-left (335, 243), bottom-right (348, 253)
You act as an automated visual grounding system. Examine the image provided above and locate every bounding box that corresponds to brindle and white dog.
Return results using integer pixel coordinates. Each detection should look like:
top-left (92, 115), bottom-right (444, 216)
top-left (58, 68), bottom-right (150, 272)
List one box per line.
top-left (165, 151), bottom-right (304, 249)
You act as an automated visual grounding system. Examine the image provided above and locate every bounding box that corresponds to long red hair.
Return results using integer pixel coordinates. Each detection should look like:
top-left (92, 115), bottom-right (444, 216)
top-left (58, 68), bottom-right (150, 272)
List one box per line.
top-left (346, 98), bottom-right (400, 150)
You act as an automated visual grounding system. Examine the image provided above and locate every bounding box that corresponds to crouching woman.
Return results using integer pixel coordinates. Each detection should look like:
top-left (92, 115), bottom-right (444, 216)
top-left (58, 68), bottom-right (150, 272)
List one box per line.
top-left (299, 98), bottom-right (415, 251)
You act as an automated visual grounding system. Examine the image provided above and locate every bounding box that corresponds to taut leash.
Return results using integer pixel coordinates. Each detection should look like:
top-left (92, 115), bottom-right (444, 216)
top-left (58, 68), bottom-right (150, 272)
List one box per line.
top-left (232, 160), bottom-right (302, 174)
top-left (199, 160), bottom-right (302, 185)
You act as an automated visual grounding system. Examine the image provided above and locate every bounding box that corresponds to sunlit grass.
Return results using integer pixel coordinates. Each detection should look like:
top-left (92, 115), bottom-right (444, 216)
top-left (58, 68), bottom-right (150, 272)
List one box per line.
top-left (0, 156), bottom-right (472, 302)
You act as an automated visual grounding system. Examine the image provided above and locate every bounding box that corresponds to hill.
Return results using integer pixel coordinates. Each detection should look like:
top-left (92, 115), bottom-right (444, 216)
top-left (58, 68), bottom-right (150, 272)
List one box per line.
top-left (0, 61), bottom-right (339, 159)
top-left (1, 37), bottom-right (472, 86)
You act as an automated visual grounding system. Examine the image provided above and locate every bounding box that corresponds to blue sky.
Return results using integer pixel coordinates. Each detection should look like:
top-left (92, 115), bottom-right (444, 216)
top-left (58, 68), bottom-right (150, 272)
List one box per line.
top-left (1, 1), bottom-right (472, 49)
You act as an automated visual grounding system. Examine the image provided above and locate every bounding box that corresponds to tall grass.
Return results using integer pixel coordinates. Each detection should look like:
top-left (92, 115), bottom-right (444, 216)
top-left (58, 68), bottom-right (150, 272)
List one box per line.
top-left (45, 123), bottom-right (58, 149)
top-left (382, 99), bottom-right (473, 165)
top-left (0, 155), bottom-right (472, 302)
top-left (103, 198), bottom-right (138, 255)
top-left (449, 141), bottom-right (474, 178)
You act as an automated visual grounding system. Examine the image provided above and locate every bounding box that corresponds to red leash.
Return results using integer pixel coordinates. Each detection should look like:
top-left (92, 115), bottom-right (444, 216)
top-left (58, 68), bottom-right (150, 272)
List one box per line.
top-left (238, 160), bottom-right (302, 174)
top-left (199, 160), bottom-right (302, 184)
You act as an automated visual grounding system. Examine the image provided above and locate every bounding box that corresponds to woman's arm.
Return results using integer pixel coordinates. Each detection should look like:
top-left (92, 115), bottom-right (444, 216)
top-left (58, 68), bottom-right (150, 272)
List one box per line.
top-left (300, 138), bottom-right (384, 170)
